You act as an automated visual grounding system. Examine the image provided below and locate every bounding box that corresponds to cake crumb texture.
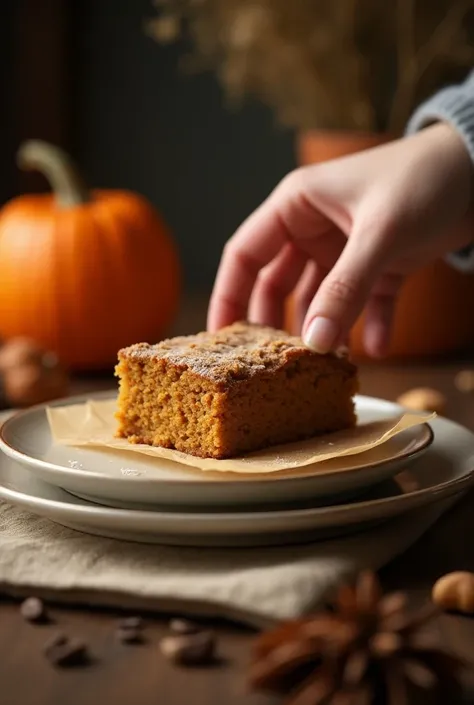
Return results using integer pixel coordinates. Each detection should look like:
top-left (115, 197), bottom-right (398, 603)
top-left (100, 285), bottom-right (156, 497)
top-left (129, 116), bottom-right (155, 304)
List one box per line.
top-left (115, 322), bottom-right (358, 459)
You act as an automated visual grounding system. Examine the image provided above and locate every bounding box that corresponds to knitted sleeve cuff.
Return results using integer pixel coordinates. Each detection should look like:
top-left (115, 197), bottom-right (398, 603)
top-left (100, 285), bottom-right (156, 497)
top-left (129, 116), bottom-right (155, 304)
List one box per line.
top-left (405, 71), bottom-right (474, 274)
top-left (405, 71), bottom-right (474, 163)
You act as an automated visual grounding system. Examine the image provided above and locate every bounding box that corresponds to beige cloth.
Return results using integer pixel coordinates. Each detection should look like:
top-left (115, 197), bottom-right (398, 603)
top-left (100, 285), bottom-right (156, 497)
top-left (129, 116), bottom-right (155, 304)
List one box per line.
top-left (0, 496), bottom-right (457, 629)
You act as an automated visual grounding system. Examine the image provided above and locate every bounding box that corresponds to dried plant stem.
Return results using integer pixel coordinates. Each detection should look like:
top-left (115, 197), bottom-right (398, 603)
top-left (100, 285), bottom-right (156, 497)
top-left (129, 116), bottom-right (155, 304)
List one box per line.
top-left (389, 0), bottom-right (474, 133)
top-left (387, 0), bottom-right (417, 135)
top-left (341, 0), bottom-right (376, 131)
top-left (451, 46), bottom-right (474, 64)
top-left (396, 0), bottom-right (416, 79)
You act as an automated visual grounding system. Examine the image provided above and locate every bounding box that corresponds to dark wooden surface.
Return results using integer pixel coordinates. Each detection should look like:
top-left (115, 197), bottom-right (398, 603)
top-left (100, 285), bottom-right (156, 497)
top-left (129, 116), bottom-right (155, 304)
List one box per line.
top-left (2, 354), bottom-right (474, 704)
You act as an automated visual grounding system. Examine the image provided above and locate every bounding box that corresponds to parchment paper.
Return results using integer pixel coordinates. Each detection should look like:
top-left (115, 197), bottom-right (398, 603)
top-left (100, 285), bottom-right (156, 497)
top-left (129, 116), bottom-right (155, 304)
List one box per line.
top-left (47, 399), bottom-right (434, 475)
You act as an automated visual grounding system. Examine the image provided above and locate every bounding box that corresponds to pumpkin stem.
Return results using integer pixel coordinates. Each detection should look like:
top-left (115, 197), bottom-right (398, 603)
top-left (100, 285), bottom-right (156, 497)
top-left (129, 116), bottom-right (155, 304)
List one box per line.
top-left (16, 140), bottom-right (90, 207)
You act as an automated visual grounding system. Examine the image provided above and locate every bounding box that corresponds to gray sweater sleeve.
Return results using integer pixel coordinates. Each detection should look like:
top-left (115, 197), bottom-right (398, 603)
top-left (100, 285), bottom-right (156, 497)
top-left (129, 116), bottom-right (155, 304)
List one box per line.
top-left (405, 70), bottom-right (474, 273)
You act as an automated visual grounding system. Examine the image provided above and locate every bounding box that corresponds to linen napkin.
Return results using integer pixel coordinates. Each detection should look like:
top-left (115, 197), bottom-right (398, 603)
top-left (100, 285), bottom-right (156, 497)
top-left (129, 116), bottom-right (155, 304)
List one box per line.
top-left (0, 495), bottom-right (457, 629)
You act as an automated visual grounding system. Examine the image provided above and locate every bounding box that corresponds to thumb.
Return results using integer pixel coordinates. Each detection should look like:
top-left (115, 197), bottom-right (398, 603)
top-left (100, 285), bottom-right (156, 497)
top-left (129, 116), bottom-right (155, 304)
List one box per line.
top-left (302, 235), bottom-right (385, 353)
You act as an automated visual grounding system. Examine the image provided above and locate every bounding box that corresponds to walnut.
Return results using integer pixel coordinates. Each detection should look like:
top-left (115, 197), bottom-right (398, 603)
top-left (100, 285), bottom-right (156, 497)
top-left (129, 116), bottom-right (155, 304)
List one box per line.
top-left (432, 572), bottom-right (474, 614)
top-left (396, 387), bottom-right (446, 415)
top-left (454, 370), bottom-right (474, 393)
top-left (0, 338), bottom-right (69, 408)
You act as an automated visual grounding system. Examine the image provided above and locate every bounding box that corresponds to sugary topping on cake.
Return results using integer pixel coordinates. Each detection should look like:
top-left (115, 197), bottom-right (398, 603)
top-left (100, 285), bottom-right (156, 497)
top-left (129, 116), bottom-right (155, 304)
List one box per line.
top-left (118, 322), bottom-right (354, 383)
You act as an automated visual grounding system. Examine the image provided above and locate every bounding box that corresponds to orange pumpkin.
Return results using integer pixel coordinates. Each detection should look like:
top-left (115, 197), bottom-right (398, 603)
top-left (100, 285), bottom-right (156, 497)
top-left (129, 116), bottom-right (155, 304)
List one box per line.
top-left (0, 140), bottom-right (181, 370)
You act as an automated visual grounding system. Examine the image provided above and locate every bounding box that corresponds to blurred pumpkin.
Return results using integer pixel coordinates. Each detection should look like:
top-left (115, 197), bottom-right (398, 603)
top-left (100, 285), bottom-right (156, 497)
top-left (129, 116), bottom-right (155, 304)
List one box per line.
top-left (0, 140), bottom-right (181, 370)
top-left (0, 337), bottom-right (69, 407)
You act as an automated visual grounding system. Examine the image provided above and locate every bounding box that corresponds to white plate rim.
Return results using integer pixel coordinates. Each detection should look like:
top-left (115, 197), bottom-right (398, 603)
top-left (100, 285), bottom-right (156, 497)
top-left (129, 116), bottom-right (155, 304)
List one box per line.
top-left (0, 391), bottom-right (434, 486)
top-left (0, 449), bottom-right (472, 526)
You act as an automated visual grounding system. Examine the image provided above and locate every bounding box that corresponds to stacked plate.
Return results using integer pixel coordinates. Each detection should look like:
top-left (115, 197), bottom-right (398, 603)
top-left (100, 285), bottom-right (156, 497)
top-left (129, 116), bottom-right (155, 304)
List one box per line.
top-left (0, 391), bottom-right (473, 547)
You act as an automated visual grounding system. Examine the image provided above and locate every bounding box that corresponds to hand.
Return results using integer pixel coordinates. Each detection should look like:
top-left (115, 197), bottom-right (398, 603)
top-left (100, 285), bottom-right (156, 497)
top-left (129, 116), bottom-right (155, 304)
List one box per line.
top-left (207, 123), bottom-right (473, 357)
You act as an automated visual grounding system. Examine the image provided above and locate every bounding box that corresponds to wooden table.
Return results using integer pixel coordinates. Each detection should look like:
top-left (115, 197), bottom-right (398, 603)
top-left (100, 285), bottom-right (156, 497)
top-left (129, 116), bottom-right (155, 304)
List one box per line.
top-left (2, 360), bottom-right (474, 705)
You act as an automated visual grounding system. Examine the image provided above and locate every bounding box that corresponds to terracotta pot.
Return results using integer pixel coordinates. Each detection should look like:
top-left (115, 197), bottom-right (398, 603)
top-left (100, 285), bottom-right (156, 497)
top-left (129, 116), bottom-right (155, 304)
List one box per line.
top-left (284, 130), bottom-right (474, 361)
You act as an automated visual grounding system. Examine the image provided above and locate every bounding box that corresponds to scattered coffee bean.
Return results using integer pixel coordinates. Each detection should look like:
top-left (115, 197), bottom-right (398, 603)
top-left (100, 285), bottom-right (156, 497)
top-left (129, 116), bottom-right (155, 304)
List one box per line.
top-left (116, 616), bottom-right (145, 644)
top-left (20, 597), bottom-right (47, 623)
top-left (116, 626), bottom-right (143, 644)
top-left (169, 618), bottom-right (200, 635)
top-left (160, 631), bottom-right (216, 666)
top-left (43, 633), bottom-right (89, 667)
top-left (118, 616), bottom-right (144, 630)
top-left (44, 632), bottom-right (68, 651)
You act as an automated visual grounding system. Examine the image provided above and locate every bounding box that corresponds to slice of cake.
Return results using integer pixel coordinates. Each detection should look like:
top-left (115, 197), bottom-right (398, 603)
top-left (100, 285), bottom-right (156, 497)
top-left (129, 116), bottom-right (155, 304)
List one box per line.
top-left (115, 322), bottom-right (358, 459)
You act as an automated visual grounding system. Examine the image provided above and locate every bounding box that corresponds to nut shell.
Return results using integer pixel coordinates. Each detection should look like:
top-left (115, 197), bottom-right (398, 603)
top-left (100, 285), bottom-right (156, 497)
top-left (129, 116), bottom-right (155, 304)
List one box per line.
top-left (396, 387), bottom-right (445, 415)
top-left (454, 370), bottom-right (474, 393)
top-left (0, 338), bottom-right (69, 407)
top-left (432, 571), bottom-right (474, 614)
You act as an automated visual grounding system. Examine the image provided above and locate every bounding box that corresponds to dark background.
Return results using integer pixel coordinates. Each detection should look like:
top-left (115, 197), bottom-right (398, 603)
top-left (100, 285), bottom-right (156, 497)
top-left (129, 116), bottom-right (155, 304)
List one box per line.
top-left (0, 0), bottom-right (295, 294)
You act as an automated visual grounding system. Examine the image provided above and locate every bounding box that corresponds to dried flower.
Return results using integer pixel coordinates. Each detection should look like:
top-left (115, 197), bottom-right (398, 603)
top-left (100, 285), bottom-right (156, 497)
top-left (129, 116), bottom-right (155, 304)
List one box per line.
top-left (249, 571), bottom-right (465, 704)
top-left (147, 0), bottom-right (474, 134)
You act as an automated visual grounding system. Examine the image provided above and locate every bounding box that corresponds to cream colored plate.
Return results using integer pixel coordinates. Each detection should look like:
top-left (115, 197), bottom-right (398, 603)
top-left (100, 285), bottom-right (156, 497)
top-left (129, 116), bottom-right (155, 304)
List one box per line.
top-left (0, 411), bottom-right (472, 546)
top-left (0, 392), bottom-right (433, 509)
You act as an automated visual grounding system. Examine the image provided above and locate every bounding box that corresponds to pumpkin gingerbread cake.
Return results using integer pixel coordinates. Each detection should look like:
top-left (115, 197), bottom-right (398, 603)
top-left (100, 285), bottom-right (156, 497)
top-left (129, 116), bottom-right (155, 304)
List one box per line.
top-left (115, 322), bottom-right (358, 459)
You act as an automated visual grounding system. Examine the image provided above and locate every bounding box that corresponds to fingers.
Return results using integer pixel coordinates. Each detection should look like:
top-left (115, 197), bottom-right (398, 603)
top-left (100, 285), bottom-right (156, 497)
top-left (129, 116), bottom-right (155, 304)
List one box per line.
top-left (290, 261), bottom-right (327, 335)
top-left (207, 168), bottom-right (338, 332)
top-left (207, 203), bottom-right (287, 331)
top-left (249, 243), bottom-right (308, 330)
top-left (302, 232), bottom-right (388, 353)
top-left (362, 274), bottom-right (405, 357)
top-left (363, 296), bottom-right (396, 359)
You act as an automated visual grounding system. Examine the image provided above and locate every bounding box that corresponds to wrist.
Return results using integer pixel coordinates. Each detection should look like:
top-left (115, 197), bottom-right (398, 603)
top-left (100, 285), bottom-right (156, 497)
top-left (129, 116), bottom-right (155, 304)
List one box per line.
top-left (423, 122), bottom-right (474, 217)
top-left (425, 123), bottom-right (474, 269)
top-left (406, 74), bottom-right (474, 172)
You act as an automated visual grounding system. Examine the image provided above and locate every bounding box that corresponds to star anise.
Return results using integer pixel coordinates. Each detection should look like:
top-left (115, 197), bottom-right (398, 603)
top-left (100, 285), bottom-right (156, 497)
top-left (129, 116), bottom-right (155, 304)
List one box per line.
top-left (249, 571), bottom-right (465, 705)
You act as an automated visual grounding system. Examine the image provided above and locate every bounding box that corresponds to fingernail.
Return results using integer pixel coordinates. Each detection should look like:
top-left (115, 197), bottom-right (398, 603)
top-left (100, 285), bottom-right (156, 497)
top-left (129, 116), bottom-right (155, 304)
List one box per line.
top-left (304, 317), bottom-right (339, 353)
